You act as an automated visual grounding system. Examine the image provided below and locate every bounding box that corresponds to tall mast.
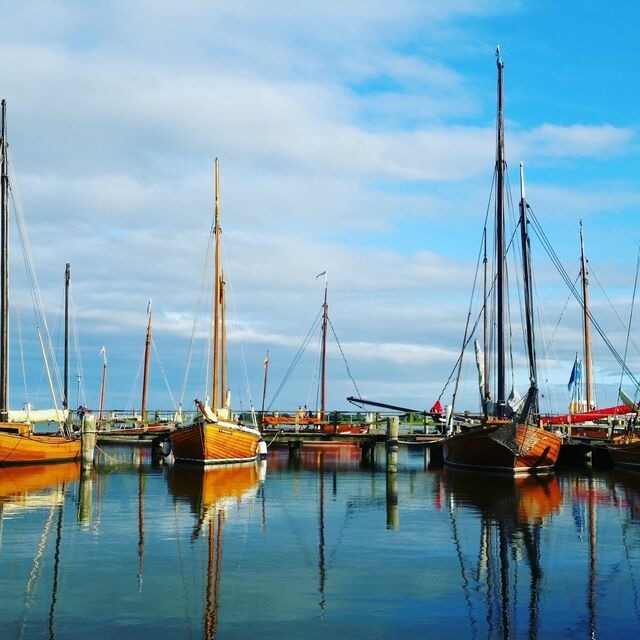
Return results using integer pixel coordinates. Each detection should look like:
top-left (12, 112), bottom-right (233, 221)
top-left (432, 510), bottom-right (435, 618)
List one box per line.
top-left (211, 159), bottom-right (221, 411)
top-left (141, 300), bottom-right (152, 423)
top-left (519, 163), bottom-right (538, 420)
top-left (220, 269), bottom-right (227, 408)
top-left (63, 263), bottom-right (70, 411)
top-left (98, 347), bottom-right (107, 426)
top-left (261, 350), bottom-right (269, 414)
top-left (320, 274), bottom-right (328, 420)
top-left (580, 221), bottom-right (594, 410)
top-left (495, 47), bottom-right (507, 418)
top-left (0, 99), bottom-right (8, 421)
top-left (482, 229), bottom-right (490, 416)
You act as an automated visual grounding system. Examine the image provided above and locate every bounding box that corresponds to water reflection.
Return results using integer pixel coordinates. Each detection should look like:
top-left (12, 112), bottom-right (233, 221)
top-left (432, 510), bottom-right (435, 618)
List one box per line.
top-left (439, 470), bottom-right (562, 640)
top-left (0, 462), bottom-right (81, 640)
top-left (0, 462), bottom-right (81, 511)
top-left (165, 463), bottom-right (261, 639)
top-left (2, 447), bottom-right (640, 639)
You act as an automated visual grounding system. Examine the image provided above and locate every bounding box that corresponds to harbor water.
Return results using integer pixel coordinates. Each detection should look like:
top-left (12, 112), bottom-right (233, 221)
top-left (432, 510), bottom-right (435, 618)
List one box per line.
top-left (0, 443), bottom-right (639, 639)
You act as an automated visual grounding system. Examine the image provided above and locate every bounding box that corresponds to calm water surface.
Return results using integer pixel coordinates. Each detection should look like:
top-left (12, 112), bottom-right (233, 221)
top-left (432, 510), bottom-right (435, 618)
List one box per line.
top-left (0, 443), bottom-right (639, 639)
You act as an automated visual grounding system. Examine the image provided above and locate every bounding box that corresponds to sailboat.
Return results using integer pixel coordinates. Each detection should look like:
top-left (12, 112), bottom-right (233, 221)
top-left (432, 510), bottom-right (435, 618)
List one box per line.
top-left (542, 224), bottom-right (630, 436)
top-left (262, 273), bottom-right (369, 435)
top-left (441, 50), bottom-right (562, 474)
top-left (0, 100), bottom-right (87, 465)
top-left (97, 302), bottom-right (176, 443)
top-left (168, 159), bottom-right (263, 464)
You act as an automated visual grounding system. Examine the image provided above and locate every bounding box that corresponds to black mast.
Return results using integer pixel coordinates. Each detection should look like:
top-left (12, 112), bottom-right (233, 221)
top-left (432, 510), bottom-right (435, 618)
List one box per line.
top-left (495, 47), bottom-right (506, 418)
top-left (63, 263), bottom-right (70, 411)
top-left (518, 163), bottom-right (538, 422)
top-left (0, 100), bottom-right (9, 421)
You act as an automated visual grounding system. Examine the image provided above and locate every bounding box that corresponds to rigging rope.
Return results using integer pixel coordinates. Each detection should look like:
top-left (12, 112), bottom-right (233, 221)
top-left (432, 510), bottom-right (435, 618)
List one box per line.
top-left (527, 205), bottom-right (640, 394)
top-left (266, 307), bottom-right (322, 411)
top-left (328, 317), bottom-right (362, 399)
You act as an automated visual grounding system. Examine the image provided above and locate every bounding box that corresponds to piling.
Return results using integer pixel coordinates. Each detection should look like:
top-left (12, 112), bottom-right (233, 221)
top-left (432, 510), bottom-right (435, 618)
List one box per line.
top-left (385, 416), bottom-right (399, 528)
top-left (386, 416), bottom-right (399, 473)
top-left (81, 413), bottom-right (97, 469)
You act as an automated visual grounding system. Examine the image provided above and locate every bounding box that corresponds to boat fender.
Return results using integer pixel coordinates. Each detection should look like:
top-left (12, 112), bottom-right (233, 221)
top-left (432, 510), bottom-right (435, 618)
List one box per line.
top-left (162, 438), bottom-right (172, 456)
top-left (257, 439), bottom-right (268, 459)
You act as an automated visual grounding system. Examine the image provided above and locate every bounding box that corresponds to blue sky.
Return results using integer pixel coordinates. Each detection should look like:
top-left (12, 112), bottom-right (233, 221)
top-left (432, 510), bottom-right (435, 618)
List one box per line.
top-left (0, 1), bottom-right (639, 417)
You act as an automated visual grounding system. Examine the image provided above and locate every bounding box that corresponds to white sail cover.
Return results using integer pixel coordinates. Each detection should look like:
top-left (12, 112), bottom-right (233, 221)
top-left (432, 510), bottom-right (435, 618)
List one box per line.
top-left (8, 407), bottom-right (68, 423)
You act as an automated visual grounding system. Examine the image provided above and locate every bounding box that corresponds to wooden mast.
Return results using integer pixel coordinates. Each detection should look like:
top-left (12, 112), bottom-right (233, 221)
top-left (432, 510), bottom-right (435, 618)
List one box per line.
top-left (320, 275), bottom-right (328, 420)
top-left (141, 300), bottom-right (152, 424)
top-left (98, 347), bottom-right (107, 426)
top-left (495, 47), bottom-right (507, 418)
top-left (63, 263), bottom-right (70, 412)
top-left (261, 350), bottom-right (269, 414)
top-left (212, 159), bottom-right (221, 412)
top-left (580, 221), bottom-right (594, 410)
top-left (0, 99), bottom-right (8, 421)
top-left (220, 269), bottom-right (227, 409)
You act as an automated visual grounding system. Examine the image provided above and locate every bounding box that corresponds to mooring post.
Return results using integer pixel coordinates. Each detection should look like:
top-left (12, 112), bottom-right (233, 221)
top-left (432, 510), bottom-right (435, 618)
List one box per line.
top-left (288, 439), bottom-right (302, 462)
top-left (386, 416), bottom-right (399, 528)
top-left (360, 440), bottom-right (375, 465)
top-left (386, 416), bottom-right (398, 473)
top-left (81, 412), bottom-right (97, 469)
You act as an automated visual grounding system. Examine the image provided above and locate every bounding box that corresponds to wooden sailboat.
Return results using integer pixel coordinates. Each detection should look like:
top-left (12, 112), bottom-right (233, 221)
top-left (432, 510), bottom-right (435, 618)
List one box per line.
top-left (97, 302), bottom-right (176, 443)
top-left (262, 274), bottom-right (369, 435)
top-left (441, 50), bottom-right (562, 474)
top-left (0, 99), bottom-right (84, 465)
top-left (169, 159), bottom-right (262, 464)
top-left (542, 224), bottom-right (630, 436)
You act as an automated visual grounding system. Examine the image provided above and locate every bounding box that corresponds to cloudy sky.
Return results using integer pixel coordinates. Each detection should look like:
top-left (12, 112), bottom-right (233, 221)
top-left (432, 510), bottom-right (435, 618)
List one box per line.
top-left (1, 1), bottom-right (639, 417)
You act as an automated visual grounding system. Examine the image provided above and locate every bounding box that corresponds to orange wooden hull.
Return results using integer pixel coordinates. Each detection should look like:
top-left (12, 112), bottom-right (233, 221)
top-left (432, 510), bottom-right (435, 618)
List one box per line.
top-left (608, 441), bottom-right (640, 471)
top-left (169, 420), bottom-right (261, 464)
top-left (442, 423), bottom-right (562, 474)
top-left (0, 425), bottom-right (81, 465)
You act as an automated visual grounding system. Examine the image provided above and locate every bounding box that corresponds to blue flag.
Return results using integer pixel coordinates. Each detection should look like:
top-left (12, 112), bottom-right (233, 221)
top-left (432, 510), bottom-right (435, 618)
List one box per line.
top-left (568, 357), bottom-right (580, 391)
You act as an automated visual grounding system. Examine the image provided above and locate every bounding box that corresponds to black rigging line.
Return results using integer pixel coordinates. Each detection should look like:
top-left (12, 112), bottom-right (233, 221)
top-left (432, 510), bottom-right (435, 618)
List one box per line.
top-left (527, 205), bottom-right (640, 393)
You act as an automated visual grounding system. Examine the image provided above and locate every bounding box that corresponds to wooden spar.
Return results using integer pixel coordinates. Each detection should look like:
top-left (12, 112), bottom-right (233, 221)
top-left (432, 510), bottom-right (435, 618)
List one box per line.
top-left (261, 350), bottom-right (269, 414)
top-left (580, 221), bottom-right (594, 410)
top-left (141, 301), bottom-right (152, 424)
top-left (98, 347), bottom-right (107, 425)
top-left (0, 99), bottom-right (8, 421)
top-left (221, 269), bottom-right (227, 408)
top-left (212, 159), bottom-right (221, 412)
top-left (320, 275), bottom-right (328, 420)
top-left (495, 47), bottom-right (506, 418)
top-left (63, 263), bottom-right (70, 411)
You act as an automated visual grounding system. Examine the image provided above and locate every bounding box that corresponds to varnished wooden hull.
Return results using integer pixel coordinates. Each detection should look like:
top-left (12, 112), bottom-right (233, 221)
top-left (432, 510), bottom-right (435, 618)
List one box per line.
top-left (442, 423), bottom-right (562, 474)
top-left (0, 426), bottom-right (82, 465)
top-left (169, 420), bottom-right (261, 464)
top-left (608, 441), bottom-right (640, 471)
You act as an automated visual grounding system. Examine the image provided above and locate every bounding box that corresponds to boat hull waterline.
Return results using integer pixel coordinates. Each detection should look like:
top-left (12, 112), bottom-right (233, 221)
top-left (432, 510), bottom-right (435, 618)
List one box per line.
top-left (608, 441), bottom-right (640, 472)
top-left (0, 425), bottom-right (81, 465)
top-left (169, 420), bottom-right (261, 465)
top-left (442, 424), bottom-right (562, 475)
